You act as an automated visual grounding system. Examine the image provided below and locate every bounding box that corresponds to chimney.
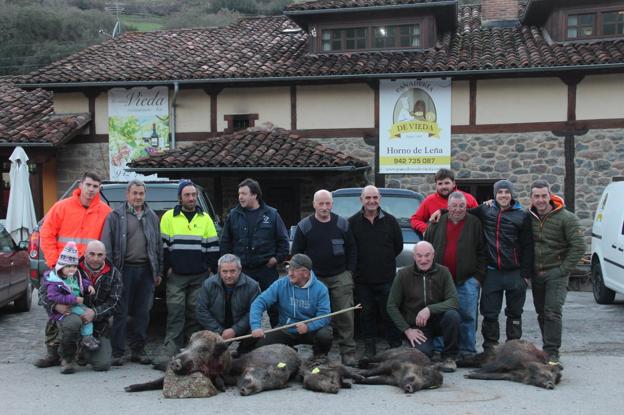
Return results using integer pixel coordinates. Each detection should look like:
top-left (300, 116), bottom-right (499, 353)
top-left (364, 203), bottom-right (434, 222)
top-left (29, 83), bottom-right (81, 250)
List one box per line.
top-left (481, 0), bottom-right (520, 28)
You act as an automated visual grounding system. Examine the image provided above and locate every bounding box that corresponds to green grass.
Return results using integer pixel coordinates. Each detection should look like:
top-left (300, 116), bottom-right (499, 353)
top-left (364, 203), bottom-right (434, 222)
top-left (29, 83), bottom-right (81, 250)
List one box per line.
top-left (123, 14), bottom-right (165, 32)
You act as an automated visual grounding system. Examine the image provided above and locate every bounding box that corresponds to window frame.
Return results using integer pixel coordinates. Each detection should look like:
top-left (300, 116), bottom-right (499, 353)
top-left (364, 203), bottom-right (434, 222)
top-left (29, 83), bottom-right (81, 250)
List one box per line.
top-left (564, 5), bottom-right (624, 40)
top-left (223, 113), bottom-right (259, 133)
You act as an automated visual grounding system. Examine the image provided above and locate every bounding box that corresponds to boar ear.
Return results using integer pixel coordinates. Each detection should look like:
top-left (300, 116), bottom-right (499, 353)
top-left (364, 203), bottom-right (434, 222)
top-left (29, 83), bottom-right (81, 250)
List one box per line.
top-left (213, 342), bottom-right (230, 358)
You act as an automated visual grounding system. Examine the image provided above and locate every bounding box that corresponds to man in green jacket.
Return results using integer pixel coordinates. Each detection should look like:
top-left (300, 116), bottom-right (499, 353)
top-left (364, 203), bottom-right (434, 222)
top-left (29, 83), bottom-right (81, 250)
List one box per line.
top-left (529, 180), bottom-right (585, 368)
top-left (387, 241), bottom-right (460, 372)
top-left (424, 191), bottom-right (486, 358)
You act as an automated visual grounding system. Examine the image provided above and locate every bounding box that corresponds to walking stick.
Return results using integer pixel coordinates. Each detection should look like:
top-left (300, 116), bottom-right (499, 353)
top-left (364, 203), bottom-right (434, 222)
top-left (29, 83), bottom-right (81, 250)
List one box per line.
top-left (224, 304), bottom-right (363, 343)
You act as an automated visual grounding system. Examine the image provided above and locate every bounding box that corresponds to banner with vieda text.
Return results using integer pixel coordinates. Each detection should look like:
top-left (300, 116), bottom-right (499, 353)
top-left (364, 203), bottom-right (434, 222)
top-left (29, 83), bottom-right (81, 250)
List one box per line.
top-left (108, 86), bottom-right (169, 181)
top-left (379, 79), bottom-right (451, 174)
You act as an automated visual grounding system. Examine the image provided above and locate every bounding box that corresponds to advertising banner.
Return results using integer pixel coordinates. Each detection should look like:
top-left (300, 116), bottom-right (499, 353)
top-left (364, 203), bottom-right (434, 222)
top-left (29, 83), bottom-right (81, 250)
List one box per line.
top-left (379, 79), bottom-right (451, 174)
top-left (108, 86), bottom-right (169, 180)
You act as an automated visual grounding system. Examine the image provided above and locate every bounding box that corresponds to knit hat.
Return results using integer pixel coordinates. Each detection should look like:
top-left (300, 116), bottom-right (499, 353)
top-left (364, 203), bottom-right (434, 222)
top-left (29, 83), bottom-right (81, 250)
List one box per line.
top-left (287, 254), bottom-right (313, 271)
top-left (55, 241), bottom-right (80, 272)
top-left (493, 179), bottom-right (515, 199)
top-left (177, 179), bottom-right (195, 197)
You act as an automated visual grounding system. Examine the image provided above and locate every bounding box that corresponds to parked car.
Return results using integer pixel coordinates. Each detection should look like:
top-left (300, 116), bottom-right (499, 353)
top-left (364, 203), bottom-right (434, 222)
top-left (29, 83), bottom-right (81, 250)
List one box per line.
top-left (0, 224), bottom-right (31, 312)
top-left (331, 187), bottom-right (424, 268)
top-left (590, 178), bottom-right (624, 304)
top-left (28, 180), bottom-right (221, 287)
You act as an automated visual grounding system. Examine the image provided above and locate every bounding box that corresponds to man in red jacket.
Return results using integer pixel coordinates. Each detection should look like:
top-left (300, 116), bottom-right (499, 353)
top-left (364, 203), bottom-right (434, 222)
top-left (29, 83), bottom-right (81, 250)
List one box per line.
top-left (410, 169), bottom-right (478, 235)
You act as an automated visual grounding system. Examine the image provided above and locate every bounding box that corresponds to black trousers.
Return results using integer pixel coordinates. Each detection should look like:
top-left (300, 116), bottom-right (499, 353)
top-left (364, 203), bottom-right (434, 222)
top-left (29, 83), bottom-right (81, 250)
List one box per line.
top-left (355, 282), bottom-right (403, 345)
top-left (254, 325), bottom-right (333, 355)
top-left (409, 310), bottom-right (460, 359)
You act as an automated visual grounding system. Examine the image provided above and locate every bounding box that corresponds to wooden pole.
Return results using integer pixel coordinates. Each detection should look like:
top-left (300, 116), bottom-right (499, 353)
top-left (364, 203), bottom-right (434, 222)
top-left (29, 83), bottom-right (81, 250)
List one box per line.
top-left (224, 304), bottom-right (362, 343)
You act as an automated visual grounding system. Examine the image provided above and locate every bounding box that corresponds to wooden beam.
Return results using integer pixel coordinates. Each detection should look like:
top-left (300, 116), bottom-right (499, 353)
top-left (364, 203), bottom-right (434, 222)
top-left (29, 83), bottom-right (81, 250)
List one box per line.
top-left (469, 79), bottom-right (477, 126)
top-left (84, 90), bottom-right (101, 137)
top-left (290, 85), bottom-right (297, 130)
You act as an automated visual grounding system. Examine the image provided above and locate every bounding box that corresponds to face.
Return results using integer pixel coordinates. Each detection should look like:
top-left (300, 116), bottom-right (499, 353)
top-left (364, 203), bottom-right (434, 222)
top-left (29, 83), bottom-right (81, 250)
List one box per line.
top-left (447, 197), bottom-right (467, 222)
top-left (219, 261), bottom-right (241, 287)
top-left (313, 191), bottom-right (333, 221)
top-left (288, 266), bottom-right (310, 287)
top-left (413, 243), bottom-right (435, 271)
top-left (238, 186), bottom-right (257, 209)
top-left (360, 187), bottom-right (381, 214)
top-left (180, 185), bottom-right (197, 211)
top-left (126, 184), bottom-right (146, 210)
top-left (495, 189), bottom-right (512, 209)
top-left (85, 242), bottom-right (106, 269)
top-left (530, 187), bottom-right (551, 215)
top-left (435, 178), bottom-right (455, 198)
top-left (60, 265), bottom-right (77, 277)
top-left (79, 177), bottom-right (101, 206)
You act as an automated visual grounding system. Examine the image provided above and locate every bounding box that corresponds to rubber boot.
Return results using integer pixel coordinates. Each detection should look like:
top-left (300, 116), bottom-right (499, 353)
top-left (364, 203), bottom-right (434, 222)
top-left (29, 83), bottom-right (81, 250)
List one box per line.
top-left (33, 345), bottom-right (60, 368)
top-left (506, 318), bottom-right (522, 341)
top-left (481, 318), bottom-right (500, 352)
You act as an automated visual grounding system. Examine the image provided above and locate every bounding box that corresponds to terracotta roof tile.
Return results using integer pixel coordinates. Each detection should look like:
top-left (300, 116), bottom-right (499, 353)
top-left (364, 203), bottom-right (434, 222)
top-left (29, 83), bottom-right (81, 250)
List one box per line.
top-left (128, 126), bottom-right (368, 170)
top-left (0, 85), bottom-right (90, 145)
top-left (16, 5), bottom-right (624, 86)
top-left (285, 0), bottom-right (443, 12)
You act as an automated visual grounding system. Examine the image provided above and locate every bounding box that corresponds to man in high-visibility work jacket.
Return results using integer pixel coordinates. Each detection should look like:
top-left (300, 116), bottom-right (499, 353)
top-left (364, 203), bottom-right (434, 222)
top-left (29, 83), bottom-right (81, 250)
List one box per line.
top-left (160, 180), bottom-right (219, 358)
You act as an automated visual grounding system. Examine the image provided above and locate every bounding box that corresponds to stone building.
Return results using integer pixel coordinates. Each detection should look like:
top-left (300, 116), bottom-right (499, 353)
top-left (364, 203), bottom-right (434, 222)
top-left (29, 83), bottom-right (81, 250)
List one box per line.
top-left (12, 0), bottom-right (624, 245)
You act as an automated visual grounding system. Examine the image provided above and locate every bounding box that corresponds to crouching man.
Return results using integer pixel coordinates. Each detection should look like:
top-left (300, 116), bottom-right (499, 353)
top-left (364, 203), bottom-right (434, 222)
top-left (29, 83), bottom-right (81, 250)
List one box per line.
top-left (250, 254), bottom-right (333, 356)
top-left (196, 254), bottom-right (261, 355)
top-left (387, 241), bottom-right (460, 372)
top-left (35, 240), bottom-right (122, 373)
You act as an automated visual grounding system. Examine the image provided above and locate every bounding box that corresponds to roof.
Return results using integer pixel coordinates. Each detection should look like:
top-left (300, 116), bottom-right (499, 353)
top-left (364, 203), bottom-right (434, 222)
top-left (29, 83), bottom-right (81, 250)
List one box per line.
top-left (0, 85), bottom-right (91, 146)
top-left (16, 4), bottom-right (624, 87)
top-left (127, 126), bottom-right (369, 172)
top-left (285, 0), bottom-right (451, 12)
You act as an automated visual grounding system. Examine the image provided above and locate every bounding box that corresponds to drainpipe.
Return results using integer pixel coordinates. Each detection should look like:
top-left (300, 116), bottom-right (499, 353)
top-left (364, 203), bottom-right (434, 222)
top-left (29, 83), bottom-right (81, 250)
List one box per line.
top-left (171, 81), bottom-right (179, 148)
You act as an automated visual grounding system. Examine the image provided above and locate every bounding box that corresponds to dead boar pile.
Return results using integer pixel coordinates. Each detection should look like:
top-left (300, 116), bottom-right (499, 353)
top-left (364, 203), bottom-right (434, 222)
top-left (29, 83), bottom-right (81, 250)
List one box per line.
top-left (124, 331), bottom-right (561, 398)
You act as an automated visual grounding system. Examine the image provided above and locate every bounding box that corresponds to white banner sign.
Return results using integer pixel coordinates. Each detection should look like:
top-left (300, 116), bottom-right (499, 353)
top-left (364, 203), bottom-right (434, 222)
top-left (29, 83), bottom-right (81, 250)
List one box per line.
top-left (379, 79), bottom-right (451, 174)
top-left (108, 86), bottom-right (170, 180)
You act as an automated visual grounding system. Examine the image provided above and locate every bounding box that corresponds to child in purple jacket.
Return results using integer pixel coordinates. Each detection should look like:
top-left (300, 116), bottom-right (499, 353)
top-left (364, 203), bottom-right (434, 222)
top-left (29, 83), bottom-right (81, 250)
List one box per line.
top-left (45, 241), bottom-right (100, 352)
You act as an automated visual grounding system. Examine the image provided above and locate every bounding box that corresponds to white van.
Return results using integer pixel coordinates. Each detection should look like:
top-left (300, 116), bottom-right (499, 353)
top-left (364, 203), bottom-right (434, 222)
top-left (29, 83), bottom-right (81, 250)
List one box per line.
top-left (591, 178), bottom-right (624, 304)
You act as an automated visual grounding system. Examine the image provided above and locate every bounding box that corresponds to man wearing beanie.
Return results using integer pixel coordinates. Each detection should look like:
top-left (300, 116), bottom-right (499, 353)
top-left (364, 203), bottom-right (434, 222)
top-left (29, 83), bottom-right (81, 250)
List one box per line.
top-left (159, 179), bottom-right (219, 359)
top-left (468, 179), bottom-right (533, 356)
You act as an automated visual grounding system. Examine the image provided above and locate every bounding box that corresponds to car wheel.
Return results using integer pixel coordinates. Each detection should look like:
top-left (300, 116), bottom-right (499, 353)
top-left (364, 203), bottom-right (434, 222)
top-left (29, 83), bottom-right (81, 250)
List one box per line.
top-left (13, 282), bottom-right (32, 312)
top-left (592, 261), bottom-right (615, 305)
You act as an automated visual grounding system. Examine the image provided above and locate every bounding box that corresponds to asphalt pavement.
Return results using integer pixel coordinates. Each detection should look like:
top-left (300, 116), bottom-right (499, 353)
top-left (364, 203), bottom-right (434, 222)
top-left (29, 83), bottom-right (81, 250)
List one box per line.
top-left (1, 289), bottom-right (624, 415)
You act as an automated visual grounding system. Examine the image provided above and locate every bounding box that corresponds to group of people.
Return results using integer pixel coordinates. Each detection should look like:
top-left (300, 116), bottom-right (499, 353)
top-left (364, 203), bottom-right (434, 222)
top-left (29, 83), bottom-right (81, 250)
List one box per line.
top-left (32, 168), bottom-right (585, 375)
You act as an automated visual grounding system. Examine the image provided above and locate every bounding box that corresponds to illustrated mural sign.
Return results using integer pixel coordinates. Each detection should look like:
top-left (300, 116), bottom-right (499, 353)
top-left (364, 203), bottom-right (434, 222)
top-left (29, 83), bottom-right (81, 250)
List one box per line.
top-left (379, 79), bottom-right (451, 174)
top-left (108, 86), bottom-right (170, 180)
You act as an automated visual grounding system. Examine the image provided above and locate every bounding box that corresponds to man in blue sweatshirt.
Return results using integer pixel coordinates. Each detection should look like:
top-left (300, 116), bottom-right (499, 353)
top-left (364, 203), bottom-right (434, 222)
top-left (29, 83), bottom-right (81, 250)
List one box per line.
top-left (250, 254), bottom-right (333, 355)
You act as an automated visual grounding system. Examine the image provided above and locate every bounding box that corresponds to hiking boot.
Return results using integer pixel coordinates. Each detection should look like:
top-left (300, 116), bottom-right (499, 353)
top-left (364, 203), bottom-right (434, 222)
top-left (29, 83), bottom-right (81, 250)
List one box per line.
top-left (388, 339), bottom-right (403, 349)
top-left (60, 359), bottom-right (75, 374)
top-left (33, 346), bottom-right (60, 368)
top-left (111, 355), bottom-right (126, 366)
top-left (80, 335), bottom-right (100, 352)
top-left (152, 356), bottom-right (170, 372)
top-left (130, 350), bottom-right (152, 365)
top-left (341, 352), bottom-right (357, 367)
top-left (431, 351), bottom-right (443, 363)
top-left (364, 340), bottom-right (377, 359)
top-left (547, 354), bottom-right (564, 369)
top-left (440, 357), bottom-right (457, 373)
top-left (76, 349), bottom-right (88, 366)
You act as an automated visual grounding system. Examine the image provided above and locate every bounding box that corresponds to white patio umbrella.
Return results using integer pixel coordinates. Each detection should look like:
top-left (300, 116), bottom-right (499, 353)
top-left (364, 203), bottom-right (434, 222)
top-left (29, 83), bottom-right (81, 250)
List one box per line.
top-left (5, 146), bottom-right (37, 244)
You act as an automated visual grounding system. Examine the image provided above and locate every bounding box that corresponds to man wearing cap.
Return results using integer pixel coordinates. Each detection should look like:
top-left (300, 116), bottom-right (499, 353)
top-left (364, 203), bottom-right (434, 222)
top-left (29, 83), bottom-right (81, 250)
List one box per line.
top-left (468, 180), bottom-right (533, 355)
top-left (250, 254), bottom-right (333, 355)
top-left (160, 180), bottom-right (220, 357)
top-left (291, 189), bottom-right (357, 365)
top-left (220, 178), bottom-right (289, 328)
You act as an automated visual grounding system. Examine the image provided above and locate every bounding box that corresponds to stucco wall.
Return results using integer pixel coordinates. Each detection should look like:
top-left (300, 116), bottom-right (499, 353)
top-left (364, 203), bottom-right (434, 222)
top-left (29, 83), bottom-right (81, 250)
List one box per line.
top-left (577, 74), bottom-right (624, 120)
top-left (297, 84), bottom-right (375, 129)
top-left (94, 93), bottom-right (109, 134)
top-left (217, 87), bottom-right (290, 131)
top-left (53, 92), bottom-right (88, 114)
top-left (176, 89), bottom-right (211, 132)
top-left (476, 78), bottom-right (567, 124)
top-left (451, 80), bottom-right (470, 125)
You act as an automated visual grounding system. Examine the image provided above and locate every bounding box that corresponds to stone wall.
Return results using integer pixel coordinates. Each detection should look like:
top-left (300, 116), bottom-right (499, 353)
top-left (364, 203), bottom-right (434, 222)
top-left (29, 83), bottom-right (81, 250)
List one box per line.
top-left (55, 143), bottom-right (110, 197)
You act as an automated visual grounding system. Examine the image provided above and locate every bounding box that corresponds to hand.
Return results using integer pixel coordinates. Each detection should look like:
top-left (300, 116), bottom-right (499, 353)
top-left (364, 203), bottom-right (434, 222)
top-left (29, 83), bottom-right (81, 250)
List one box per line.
top-left (76, 296), bottom-right (84, 305)
top-left (429, 210), bottom-right (442, 224)
top-left (221, 328), bottom-right (236, 340)
top-left (295, 322), bottom-right (308, 334)
top-left (154, 275), bottom-right (162, 287)
top-left (80, 307), bottom-right (95, 323)
top-left (484, 199), bottom-right (494, 207)
top-left (404, 328), bottom-right (427, 347)
top-left (251, 329), bottom-right (265, 338)
top-left (55, 304), bottom-right (70, 315)
top-left (415, 307), bottom-right (430, 327)
top-left (266, 257), bottom-right (278, 268)
top-left (87, 286), bottom-right (95, 295)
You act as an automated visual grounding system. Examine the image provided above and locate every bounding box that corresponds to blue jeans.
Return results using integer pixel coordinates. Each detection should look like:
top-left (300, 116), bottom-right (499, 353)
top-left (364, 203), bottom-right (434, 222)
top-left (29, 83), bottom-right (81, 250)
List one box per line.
top-left (112, 264), bottom-right (155, 356)
top-left (456, 277), bottom-right (480, 356)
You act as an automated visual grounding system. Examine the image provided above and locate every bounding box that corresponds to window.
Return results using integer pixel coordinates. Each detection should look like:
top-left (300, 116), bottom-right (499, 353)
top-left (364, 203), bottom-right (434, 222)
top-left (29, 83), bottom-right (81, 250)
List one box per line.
top-left (566, 9), bottom-right (624, 39)
top-left (373, 24), bottom-right (420, 48)
top-left (319, 20), bottom-right (426, 52)
top-left (223, 114), bottom-right (259, 133)
top-left (322, 27), bottom-right (367, 51)
top-left (456, 179), bottom-right (499, 204)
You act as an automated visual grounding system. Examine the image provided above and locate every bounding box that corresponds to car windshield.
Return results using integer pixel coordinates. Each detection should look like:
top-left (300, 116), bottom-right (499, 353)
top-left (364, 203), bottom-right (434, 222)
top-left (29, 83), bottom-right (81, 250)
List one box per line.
top-left (100, 186), bottom-right (212, 218)
top-left (332, 194), bottom-right (421, 228)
